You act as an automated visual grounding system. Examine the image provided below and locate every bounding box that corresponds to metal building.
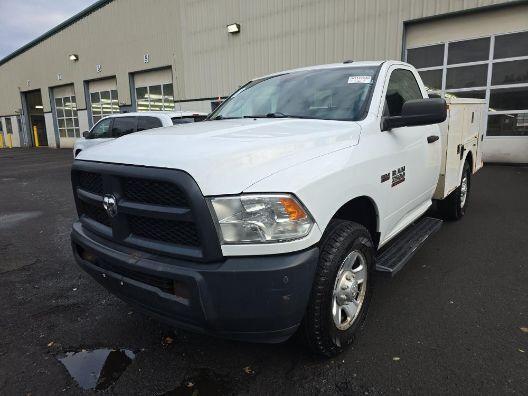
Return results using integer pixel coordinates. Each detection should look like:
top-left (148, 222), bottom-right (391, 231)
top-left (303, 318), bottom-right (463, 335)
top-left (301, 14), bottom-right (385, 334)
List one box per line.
top-left (0, 0), bottom-right (526, 162)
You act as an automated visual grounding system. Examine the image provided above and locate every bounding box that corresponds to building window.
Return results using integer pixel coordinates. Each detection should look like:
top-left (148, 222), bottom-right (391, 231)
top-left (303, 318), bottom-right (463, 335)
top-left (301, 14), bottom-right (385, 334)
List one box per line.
top-left (90, 89), bottom-right (119, 123)
top-left (135, 83), bottom-right (174, 111)
top-left (55, 96), bottom-right (80, 138)
top-left (418, 69), bottom-right (443, 91)
top-left (447, 37), bottom-right (490, 65)
top-left (406, 29), bottom-right (528, 137)
top-left (494, 31), bottom-right (528, 59)
top-left (491, 59), bottom-right (528, 85)
top-left (445, 64), bottom-right (488, 89)
top-left (406, 44), bottom-right (444, 69)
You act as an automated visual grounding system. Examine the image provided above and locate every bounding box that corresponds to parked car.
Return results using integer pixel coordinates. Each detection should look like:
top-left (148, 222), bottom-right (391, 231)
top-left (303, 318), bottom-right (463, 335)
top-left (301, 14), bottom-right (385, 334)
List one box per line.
top-left (70, 61), bottom-right (485, 356)
top-left (73, 111), bottom-right (207, 157)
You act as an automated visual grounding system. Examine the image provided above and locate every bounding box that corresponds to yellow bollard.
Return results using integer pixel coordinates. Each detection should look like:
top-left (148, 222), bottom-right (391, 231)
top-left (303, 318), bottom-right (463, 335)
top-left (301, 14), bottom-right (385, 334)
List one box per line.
top-left (0, 133), bottom-right (4, 148)
top-left (33, 126), bottom-right (40, 147)
top-left (7, 133), bottom-right (12, 148)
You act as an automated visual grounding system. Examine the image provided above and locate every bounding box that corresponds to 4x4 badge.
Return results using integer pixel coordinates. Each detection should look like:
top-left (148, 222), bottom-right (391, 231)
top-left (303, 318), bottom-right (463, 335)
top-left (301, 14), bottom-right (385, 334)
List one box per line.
top-left (103, 194), bottom-right (118, 218)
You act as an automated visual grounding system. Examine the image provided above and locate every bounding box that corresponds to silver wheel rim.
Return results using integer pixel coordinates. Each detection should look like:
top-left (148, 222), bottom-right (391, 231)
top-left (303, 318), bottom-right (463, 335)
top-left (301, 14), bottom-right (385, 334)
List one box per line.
top-left (332, 250), bottom-right (368, 331)
top-left (460, 173), bottom-right (468, 208)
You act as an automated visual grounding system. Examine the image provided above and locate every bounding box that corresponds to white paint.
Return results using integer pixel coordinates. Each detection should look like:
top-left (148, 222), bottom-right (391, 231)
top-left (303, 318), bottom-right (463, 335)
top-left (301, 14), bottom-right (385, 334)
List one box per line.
top-left (483, 138), bottom-right (528, 163)
top-left (44, 112), bottom-right (56, 148)
top-left (434, 98), bottom-right (487, 199)
top-left (73, 110), bottom-right (206, 156)
top-left (77, 109), bottom-right (90, 135)
top-left (76, 61), bottom-right (465, 256)
top-left (9, 116), bottom-right (21, 147)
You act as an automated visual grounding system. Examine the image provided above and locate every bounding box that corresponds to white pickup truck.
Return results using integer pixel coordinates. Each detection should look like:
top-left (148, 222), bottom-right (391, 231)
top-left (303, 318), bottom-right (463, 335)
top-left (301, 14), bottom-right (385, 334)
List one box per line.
top-left (71, 61), bottom-right (484, 356)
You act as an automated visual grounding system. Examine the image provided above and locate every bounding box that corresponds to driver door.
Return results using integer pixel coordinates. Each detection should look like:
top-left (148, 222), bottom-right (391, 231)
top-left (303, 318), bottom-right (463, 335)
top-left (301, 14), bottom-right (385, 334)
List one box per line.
top-left (378, 67), bottom-right (440, 243)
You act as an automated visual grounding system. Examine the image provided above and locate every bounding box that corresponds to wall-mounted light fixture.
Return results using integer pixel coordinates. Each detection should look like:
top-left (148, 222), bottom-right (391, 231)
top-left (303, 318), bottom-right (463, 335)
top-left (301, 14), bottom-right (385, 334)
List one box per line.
top-left (35, 105), bottom-right (44, 109)
top-left (69, 54), bottom-right (79, 62)
top-left (227, 23), bottom-right (240, 34)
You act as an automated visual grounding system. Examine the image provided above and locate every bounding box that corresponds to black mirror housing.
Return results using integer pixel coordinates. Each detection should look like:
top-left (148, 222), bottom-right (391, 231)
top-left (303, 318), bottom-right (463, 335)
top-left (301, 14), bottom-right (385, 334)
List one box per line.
top-left (383, 98), bottom-right (447, 131)
top-left (82, 130), bottom-right (90, 138)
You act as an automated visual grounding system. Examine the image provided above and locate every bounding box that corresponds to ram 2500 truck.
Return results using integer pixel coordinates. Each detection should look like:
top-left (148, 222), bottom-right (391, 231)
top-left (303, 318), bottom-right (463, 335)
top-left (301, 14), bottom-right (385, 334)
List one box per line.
top-left (71, 61), bottom-right (484, 356)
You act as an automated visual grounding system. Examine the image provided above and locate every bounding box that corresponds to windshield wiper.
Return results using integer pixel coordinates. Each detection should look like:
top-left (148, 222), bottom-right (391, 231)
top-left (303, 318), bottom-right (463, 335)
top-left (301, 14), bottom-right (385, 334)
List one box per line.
top-left (210, 115), bottom-right (242, 120)
top-left (244, 112), bottom-right (298, 119)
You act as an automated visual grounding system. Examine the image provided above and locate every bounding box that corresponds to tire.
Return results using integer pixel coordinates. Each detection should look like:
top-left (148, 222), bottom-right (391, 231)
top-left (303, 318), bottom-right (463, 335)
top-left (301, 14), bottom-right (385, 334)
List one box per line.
top-left (302, 219), bottom-right (374, 357)
top-left (438, 160), bottom-right (471, 221)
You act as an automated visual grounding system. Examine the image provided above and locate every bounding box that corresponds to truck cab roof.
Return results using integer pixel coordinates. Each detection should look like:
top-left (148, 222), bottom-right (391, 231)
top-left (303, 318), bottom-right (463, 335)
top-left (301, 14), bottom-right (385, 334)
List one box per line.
top-left (255, 60), bottom-right (400, 81)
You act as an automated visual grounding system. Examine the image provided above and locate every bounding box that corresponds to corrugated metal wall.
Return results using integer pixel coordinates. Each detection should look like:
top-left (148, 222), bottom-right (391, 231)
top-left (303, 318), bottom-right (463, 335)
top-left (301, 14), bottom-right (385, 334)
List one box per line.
top-left (0, 0), bottom-right (517, 116)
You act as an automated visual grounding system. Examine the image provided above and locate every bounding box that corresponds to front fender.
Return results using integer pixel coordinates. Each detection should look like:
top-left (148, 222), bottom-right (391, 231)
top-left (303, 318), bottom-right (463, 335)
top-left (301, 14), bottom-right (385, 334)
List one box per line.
top-left (244, 146), bottom-right (382, 237)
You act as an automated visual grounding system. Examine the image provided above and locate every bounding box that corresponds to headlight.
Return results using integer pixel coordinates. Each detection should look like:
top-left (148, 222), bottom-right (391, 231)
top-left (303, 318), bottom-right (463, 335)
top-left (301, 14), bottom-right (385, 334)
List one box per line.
top-left (209, 194), bottom-right (314, 244)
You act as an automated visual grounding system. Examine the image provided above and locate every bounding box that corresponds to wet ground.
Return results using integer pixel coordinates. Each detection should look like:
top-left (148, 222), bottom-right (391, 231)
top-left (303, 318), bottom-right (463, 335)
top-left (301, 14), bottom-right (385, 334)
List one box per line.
top-left (0, 148), bottom-right (527, 395)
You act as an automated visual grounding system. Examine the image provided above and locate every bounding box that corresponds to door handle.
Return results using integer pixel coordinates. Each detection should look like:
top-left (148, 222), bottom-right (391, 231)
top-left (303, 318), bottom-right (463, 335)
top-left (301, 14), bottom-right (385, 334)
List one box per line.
top-left (427, 135), bottom-right (439, 143)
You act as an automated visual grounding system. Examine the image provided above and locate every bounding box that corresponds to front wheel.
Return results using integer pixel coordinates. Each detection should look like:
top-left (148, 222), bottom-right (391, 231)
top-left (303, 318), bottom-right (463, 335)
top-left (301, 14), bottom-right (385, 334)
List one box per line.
top-left (302, 220), bottom-right (374, 357)
top-left (438, 160), bottom-right (471, 220)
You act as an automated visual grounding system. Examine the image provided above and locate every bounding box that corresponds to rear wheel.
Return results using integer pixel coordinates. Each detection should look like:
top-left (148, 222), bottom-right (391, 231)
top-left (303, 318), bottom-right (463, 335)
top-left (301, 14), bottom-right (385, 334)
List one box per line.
top-left (438, 160), bottom-right (471, 220)
top-left (302, 220), bottom-right (374, 357)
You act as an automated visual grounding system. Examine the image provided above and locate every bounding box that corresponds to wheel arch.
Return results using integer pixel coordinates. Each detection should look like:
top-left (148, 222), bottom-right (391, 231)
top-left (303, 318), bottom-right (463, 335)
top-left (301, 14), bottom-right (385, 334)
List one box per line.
top-left (330, 196), bottom-right (380, 247)
top-left (461, 149), bottom-right (474, 180)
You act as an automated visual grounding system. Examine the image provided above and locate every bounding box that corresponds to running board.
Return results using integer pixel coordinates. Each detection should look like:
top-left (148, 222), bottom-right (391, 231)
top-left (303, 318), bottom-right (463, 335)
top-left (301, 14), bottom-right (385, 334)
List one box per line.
top-left (375, 217), bottom-right (442, 276)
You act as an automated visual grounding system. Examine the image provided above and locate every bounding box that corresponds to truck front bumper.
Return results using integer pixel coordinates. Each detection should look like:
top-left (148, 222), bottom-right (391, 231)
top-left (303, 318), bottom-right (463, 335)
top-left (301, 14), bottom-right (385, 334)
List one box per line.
top-left (71, 221), bottom-right (319, 343)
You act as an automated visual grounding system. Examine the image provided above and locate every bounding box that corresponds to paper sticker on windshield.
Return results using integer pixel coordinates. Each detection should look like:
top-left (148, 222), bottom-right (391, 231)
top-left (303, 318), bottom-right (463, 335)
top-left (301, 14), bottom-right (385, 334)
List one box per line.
top-left (348, 76), bottom-right (372, 84)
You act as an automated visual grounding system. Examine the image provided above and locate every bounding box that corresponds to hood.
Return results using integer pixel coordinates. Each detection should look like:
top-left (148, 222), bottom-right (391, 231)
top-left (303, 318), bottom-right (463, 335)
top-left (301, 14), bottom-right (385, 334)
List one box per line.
top-left (76, 118), bottom-right (361, 195)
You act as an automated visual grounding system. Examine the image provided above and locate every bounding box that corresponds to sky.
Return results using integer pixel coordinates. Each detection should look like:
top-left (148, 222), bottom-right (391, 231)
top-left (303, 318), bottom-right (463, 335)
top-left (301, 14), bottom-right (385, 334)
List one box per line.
top-left (0, 0), bottom-right (99, 59)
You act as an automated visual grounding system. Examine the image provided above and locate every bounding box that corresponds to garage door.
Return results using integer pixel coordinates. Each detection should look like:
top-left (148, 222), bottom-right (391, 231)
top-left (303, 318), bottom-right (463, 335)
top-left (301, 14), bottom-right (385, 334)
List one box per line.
top-left (53, 84), bottom-right (80, 143)
top-left (133, 68), bottom-right (174, 112)
top-left (88, 78), bottom-right (119, 124)
top-left (404, 4), bottom-right (528, 163)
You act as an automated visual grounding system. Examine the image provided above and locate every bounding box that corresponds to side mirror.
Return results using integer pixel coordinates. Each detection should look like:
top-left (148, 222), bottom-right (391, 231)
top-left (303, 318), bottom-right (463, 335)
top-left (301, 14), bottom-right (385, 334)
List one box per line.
top-left (82, 130), bottom-right (89, 138)
top-left (382, 98), bottom-right (447, 131)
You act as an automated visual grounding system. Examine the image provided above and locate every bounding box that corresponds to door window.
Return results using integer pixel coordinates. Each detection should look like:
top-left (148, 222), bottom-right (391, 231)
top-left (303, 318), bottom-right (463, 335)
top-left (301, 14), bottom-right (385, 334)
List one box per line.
top-left (112, 117), bottom-right (137, 137)
top-left (89, 118), bottom-right (113, 139)
top-left (137, 116), bottom-right (163, 131)
top-left (384, 69), bottom-right (423, 117)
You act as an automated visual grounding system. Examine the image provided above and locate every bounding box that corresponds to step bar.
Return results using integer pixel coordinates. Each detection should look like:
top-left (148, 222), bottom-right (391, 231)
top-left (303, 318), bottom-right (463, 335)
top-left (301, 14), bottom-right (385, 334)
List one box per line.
top-left (375, 217), bottom-right (442, 276)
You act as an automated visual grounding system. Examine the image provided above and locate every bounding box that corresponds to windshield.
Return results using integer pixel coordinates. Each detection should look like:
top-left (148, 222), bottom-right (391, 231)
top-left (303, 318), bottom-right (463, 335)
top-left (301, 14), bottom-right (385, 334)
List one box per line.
top-left (210, 66), bottom-right (379, 121)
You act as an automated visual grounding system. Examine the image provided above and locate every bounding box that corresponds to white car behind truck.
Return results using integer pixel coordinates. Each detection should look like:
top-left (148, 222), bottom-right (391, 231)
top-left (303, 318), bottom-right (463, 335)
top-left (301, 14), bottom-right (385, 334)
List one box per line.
top-left (70, 61), bottom-right (485, 356)
top-left (73, 111), bottom-right (207, 157)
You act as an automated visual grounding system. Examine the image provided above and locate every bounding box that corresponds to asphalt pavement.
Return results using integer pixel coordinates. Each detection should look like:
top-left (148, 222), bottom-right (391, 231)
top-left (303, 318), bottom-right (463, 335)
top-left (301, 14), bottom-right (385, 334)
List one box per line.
top-left (0, 148), bottom-right (527, 395)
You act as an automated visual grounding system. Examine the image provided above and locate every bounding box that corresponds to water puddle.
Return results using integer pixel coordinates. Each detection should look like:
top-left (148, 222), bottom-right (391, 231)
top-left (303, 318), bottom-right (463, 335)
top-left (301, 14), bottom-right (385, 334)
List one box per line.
top-left (0, 211), bottom-right (42, 230)
top-left (163, 368), bottom-right (231, 396)
top-left (58, 348), bottom-right (136, 390)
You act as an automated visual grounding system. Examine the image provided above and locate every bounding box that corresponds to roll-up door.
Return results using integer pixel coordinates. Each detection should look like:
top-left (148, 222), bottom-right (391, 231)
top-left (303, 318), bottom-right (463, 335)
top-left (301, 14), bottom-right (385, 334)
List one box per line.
top-left (88, 78), bottom-right (119, 124)
top-left (133, 68), bottom-right (174, 111)
top-left (53, 84), bottom-right (80, 143)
